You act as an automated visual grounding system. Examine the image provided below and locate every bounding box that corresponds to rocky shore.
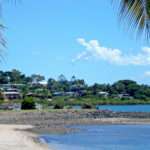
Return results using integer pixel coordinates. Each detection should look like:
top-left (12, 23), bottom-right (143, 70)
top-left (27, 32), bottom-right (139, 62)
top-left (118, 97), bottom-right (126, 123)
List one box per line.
top-left (0, 110), bottom-right (150, 134)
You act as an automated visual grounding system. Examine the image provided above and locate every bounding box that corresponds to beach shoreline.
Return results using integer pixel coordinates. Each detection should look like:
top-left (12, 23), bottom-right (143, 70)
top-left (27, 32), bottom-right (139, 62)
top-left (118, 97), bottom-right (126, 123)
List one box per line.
top-left (0, 118), bottom-right (149, 150)
top-left (1, 110), bottom-right (150, 149)
top-left (1, 110), bottom-right (150, 134)
top-left (0, 124), bottom-right (49, 150)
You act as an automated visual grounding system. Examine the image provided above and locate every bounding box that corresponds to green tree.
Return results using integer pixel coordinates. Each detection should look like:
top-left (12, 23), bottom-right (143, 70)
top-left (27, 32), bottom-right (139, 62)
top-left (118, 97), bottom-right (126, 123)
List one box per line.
top-left (21, 97), bottom-right (36, 110)
top-left (9, 69), bottom-right (25, 83)
top-left (58, 74), bottom-right (67, 83)
top-left (91, 83), bottom-right (100, 95)
top-left (0, 71), bottom-right (9, 84)
top-left (113, 82), bottom-right (126, 94)
top-left (71, 75), bottom-right (76, 83)
top-left (31, 74), bottom-right (45, 84)
top-left (112, 80), bottom-right (139, 96)
top-left (47, 78), bottom-right (59, 92)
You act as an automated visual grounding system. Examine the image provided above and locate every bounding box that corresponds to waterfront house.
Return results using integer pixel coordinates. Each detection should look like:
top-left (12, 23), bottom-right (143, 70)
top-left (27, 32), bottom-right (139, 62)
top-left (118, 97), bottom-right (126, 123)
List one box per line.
top-left (52, 91), bottom-right (64, 97)
top-left (118, 93), bottom-right (133, 99)
top-left (64, 92), bottom-right (76, 96)
top-left (3, 88), bottom-right (22, 100)
top-left (98, 91), bottom-right (109, 98)
top-left (0, 84), bottom-right (25, 90)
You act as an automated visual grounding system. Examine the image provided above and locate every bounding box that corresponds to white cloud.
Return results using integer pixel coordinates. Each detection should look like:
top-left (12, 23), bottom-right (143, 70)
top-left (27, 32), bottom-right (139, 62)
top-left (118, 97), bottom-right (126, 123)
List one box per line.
top-left (73, 38), bottom-right (150, 65)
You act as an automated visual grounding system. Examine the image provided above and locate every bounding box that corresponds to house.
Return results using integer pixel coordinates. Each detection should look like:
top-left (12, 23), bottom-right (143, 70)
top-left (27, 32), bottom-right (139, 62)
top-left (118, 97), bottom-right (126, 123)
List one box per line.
top-left (30, 80), bottom-right (47, 87)
top-left (118, 93), bottom-right (133, 99)
top-left (98, 91), bottom-right (109, 98)
top-left (26, 92), bottom-right (47, 99)
top-left (3, 88), bottom-right (22, 100)
top-left (38, 81), bottom-right (48, 87)
top-left (0, 84), bottom-right (25, 90)
top-left (52, 92), bottom-right (64, 97)
top-left (64, 92), bottom-right (76, 97)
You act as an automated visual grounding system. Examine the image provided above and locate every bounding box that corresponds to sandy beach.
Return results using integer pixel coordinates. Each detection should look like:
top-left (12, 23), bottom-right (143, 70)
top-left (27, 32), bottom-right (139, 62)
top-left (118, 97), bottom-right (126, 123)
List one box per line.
top-left (0, 125), bottom-right (49, 150)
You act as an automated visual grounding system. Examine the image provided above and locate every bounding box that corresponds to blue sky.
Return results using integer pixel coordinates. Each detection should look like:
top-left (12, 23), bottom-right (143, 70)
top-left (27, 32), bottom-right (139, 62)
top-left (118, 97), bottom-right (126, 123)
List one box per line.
top-left (1, 0), bottom-right (150, 85)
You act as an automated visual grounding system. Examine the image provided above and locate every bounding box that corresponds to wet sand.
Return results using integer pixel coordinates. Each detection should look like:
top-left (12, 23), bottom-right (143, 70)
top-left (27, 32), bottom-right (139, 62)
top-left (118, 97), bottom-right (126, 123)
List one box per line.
top-left (0, 110), bottom-right (150, 134)
top-left (0, 125), bottom-right (49, 150)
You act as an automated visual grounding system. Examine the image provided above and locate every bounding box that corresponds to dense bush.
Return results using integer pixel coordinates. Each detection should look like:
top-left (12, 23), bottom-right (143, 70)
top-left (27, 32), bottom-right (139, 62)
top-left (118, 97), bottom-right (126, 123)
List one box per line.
top-left (53, 104), bottom-right (64, 109)
top-left (82, 104), bottom-right (93, 109)
top-left (21, 97), bottom-right (36, 110)
top-left (0, 91), bottom-right (4, 100)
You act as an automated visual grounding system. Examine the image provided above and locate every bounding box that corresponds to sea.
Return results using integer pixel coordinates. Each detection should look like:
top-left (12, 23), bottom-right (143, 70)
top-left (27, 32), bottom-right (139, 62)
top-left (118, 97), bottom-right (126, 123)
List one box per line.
top-left (73, 104), bottom-right (150, 112)
top-left (40, 124), bottom-right (150, 150)
top-left (40, 105), bottom-right (150, 150)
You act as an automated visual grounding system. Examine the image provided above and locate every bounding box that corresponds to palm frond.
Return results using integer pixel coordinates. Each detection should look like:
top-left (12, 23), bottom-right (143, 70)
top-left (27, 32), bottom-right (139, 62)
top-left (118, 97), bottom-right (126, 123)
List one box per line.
top-left (116, 0), bottom-right (150, 40)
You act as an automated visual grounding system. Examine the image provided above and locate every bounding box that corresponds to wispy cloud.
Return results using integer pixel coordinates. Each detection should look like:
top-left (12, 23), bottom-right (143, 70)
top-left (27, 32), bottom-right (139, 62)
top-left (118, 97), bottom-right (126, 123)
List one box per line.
top-left (73, 38), bottom-right (150, 65)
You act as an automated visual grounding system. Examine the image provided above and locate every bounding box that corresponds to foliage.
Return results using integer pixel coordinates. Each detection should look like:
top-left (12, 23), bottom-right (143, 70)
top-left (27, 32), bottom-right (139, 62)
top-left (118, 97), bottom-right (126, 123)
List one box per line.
top-left (82, 103), bottom-right (93, 109)
top-left (1, 69), bottom-right (150, 106)
top-left (53, 104), bottom-right (64, 109)
top-left (116, 0), bottom-right (150, 39)
top-left (0, 90), bottom-right (4, 100)
top-left (21, 97), bottom-right (36, 110)
top-left (30, 74), bottom-right (45, 84)
top-left (49, 95), bottom-right (150, 107)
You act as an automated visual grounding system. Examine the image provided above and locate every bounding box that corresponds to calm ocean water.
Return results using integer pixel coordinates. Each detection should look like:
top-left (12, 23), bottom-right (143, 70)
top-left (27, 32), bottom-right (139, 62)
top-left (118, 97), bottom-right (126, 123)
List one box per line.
top-left (40, 125), bottom-right (150, 150)
top-left (73, 104), bottom-right (150, 112)
top-left (97, 105), bottom-right (150, 112)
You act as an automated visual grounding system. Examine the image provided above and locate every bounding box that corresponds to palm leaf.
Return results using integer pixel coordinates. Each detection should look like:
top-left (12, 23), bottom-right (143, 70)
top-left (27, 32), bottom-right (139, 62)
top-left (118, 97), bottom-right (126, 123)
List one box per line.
top-left (116, 0), bottom-right (150, 39)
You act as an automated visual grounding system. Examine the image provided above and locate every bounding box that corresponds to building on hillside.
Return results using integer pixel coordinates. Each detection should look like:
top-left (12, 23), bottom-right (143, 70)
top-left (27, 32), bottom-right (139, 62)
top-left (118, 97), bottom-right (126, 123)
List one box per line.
top-left (30, 80), bottom-right (47, 87)
top-left (3, 88), bottom-right (22, 100)
top-left (26, 91), bottom-right (51, 99)
top-left (52, 91), bottom-right (64, 97)
top-left (38, 81), bottom-right (48, 86)
top-left (118, 93), bottom-right (133, 99)
top-left (0, 84), bottom-right (25, 90)
top-left (98, 91), bottom-right (109, 98)
top-left (64, 92), bottom-right (76, 97)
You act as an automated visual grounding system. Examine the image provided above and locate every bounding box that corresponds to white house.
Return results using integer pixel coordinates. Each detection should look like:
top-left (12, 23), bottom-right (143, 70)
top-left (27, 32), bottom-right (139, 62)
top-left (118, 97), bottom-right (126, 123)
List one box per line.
top-left (98, 91), bottom-right (109, 98)
top-left (118, 93), bottom-right (133, 99)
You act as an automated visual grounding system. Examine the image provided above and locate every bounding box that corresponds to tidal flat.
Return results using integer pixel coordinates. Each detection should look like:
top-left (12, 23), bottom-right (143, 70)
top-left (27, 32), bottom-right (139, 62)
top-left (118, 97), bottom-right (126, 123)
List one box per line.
top-left (0, 110), bottom-right (150, 134)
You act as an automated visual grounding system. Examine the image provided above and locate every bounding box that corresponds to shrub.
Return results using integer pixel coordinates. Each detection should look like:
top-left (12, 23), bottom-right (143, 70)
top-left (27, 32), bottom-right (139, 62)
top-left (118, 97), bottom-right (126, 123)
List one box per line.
top-left (21, 97), bottom-right (36, 110)
top-left (64, 105), bottom-right (72, 109)
top-left (82, 104), bottom-right (92, 109)
top-left (0, 91), bottom-right (4, 100)
top-left (53, 104), bottom-right (64, 109)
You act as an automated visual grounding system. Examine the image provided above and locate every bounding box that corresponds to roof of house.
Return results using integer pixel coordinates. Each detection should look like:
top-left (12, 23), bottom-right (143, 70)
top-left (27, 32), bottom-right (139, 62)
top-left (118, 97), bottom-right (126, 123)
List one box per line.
top-left (98, 91), bottom-right (109, 94)
top-left (3, 91), bottom-right (21, 95)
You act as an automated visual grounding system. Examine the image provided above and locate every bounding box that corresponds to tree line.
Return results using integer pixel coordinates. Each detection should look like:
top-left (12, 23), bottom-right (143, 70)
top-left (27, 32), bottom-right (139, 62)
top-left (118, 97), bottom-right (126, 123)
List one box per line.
top-left (0, 69), bottom-right (150, 100)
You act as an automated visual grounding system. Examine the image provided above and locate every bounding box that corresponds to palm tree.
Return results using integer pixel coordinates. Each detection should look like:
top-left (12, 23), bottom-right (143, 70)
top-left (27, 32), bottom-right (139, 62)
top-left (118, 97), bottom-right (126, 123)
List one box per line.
top-left (0, 0), bottom-right (9, 50)
top-left (118, 0), bottom-right (150, 39)
top-left (0, 1), bottom-right (6, 60)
